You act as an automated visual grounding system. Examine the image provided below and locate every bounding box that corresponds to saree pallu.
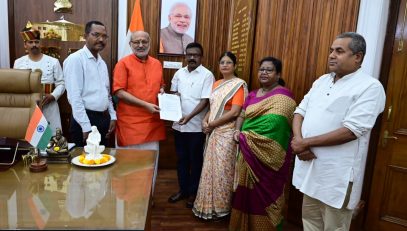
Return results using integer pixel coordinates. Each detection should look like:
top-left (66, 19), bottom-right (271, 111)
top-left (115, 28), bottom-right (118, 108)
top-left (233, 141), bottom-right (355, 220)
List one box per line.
top-left (229, 87), bottom-right (296, 231)
top-left (193, 78), bottom-right (248, 220)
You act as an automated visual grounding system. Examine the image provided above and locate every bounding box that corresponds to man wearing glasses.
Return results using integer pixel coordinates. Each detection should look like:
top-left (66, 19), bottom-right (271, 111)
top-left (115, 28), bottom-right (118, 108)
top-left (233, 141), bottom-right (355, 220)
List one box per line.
top-left (112, 31), bottom-right (166, 193)
top-left (159, 2), bottom-right (194, 54)
top-left (63, 20), bottom-right (116, 147)
top-left (168, 42), bottom-right (214, 208)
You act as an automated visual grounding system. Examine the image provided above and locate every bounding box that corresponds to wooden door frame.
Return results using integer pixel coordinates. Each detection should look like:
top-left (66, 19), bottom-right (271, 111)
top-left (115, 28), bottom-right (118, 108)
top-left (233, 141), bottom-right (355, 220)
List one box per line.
top-left (358, 0), bottom-right (400, 229)
top-left (378, 0), bottom-right (399, 91)
top-left (7, 0), bottom-right (16, 64)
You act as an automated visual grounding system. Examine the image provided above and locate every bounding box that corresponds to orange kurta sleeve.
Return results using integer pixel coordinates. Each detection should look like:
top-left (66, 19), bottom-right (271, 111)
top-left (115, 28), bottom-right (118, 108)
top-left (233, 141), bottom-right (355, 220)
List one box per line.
top-left (113, 61), bottom-right (128, 93)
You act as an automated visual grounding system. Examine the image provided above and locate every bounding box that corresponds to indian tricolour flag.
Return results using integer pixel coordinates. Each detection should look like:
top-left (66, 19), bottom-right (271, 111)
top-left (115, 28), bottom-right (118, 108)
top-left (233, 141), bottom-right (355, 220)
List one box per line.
top-left (118, 0), bottom-right (144, 60)
top-left (25, 105), bottom-right (53, 150)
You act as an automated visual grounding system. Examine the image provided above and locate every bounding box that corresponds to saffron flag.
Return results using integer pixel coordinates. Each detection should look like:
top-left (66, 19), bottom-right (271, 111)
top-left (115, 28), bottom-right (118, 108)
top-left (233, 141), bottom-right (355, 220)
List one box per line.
top-left (118, 0), bottom-right (144, 60)
top-left (25, 105), bottom-right (53, 150)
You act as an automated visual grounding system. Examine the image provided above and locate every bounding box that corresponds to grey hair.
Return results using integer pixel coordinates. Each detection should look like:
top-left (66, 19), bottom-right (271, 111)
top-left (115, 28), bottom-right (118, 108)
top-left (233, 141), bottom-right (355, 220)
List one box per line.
top-left (169, 2), bottom-right (192, 16)
top-left (336, 32), bottom-right (366, 56)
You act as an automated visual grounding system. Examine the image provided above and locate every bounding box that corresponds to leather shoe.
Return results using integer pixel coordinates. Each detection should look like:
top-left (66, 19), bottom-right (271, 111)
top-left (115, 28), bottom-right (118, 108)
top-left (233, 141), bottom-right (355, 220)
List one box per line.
top-left (168, 191), bottom-right (188, 203)
top-left (186, 195), bottom-right (196, 208)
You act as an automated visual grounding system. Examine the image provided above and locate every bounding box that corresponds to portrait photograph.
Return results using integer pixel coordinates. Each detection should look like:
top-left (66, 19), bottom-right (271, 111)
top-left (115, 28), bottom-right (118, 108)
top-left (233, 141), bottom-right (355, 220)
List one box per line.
top-left (158, 0), bottom-right (198, 55)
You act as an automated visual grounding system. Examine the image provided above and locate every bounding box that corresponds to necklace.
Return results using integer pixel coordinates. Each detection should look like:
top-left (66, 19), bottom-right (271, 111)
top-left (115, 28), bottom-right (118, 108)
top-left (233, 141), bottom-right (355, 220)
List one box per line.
top-left (260, 82), bottom-right (279, 94)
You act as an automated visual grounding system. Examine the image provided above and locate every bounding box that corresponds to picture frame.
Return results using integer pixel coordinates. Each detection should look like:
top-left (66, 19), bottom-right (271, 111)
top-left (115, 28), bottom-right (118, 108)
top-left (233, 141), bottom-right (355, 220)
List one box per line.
top-left (158, 0), bottom-right (198, 56)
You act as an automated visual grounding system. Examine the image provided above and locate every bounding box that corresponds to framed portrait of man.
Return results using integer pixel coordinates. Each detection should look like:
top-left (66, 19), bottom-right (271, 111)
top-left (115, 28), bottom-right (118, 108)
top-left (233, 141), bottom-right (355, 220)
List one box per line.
top-left (158, 0), bottom-right (198, 55)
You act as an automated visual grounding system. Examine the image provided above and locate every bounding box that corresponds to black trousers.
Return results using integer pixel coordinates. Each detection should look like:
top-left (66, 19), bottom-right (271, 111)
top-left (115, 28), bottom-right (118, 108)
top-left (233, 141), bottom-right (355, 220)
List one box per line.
top-left (173, 130), bottom-right (206, 196)
top-left (69, 109), bottom-right (110, 147)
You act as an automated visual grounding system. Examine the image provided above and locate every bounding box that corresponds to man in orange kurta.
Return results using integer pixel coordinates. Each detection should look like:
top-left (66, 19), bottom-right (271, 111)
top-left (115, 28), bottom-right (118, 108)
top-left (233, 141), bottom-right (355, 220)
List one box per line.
top-left (113, 31), bottom-right (166, 149)
top-left (113, 31), bottom-right (166, 195)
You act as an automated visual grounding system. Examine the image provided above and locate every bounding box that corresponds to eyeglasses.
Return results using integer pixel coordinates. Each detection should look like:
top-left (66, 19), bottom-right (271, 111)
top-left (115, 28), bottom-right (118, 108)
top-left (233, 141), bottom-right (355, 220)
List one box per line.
top-left (130, 40), bottom-right (149, 46)
top-left (219, 61), bottom-right (234, 65)
top-left (90, 32), bottom-right (109, 40)
top-left (185, 53), bottom-right (201, 58)
top-left (258, 68), bottom-right (275, 74)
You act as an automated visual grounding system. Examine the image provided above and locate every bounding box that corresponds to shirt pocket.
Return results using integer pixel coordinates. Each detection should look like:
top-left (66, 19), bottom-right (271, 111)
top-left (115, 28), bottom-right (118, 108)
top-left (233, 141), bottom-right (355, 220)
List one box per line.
top-left (178, 80), bottom-right (199, 99)
top-left (189, 81), bottom-right (204, 99)
top-left (326, 96), bottom-right (352, 117)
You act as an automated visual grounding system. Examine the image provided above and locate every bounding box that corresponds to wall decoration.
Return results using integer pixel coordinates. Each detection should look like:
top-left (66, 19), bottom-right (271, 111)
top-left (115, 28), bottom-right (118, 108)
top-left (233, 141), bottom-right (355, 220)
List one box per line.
top-left (54, 0), bottom-right (73, 13)
top-left (158, 0), bottom-right (198, 55)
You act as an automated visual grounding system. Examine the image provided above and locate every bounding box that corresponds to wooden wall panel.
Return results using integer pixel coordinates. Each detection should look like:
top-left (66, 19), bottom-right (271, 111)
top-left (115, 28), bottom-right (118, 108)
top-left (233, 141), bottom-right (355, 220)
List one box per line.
top-left (251, 0), bottom-right (360, 103)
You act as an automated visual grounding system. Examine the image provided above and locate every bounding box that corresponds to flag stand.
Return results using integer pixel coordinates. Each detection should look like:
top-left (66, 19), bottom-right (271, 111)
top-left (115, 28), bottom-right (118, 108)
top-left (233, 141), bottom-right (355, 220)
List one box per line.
top-left (23, 148), bottom-right (48, 172)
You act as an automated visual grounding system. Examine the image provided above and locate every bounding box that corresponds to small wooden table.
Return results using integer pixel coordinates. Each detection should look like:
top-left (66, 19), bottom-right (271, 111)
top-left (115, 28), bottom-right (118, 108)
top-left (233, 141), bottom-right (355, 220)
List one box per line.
top-left (0, 148), bottom-right (156, 230)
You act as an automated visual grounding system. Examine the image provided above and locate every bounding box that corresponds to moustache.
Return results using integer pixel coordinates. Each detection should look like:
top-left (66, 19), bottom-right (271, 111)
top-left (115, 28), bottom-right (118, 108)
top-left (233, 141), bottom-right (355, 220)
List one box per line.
top-left (188, 60), bottom-right (196, 63)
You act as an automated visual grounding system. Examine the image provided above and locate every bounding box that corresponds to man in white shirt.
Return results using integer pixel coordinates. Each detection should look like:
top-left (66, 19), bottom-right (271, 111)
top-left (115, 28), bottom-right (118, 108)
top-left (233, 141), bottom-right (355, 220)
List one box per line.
top-left (291, 32), bottom-right (386, 230)
top-left (168, 42), bottom-right (215, 208)
top-left (63, 21), bottom-right (116, 147)
top-left (14, 22), bottom-right (65, 135)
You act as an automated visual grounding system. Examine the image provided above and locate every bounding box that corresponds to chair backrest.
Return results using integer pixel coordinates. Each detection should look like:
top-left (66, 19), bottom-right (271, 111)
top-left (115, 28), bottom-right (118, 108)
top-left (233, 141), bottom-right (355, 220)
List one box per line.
top-left (0, 69), bottom-right (42, 139)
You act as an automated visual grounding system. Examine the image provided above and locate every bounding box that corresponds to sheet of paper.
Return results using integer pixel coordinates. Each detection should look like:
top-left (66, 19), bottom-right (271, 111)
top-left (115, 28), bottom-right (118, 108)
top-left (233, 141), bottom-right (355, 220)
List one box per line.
top-left (158, 93), bottom-right (182, 122)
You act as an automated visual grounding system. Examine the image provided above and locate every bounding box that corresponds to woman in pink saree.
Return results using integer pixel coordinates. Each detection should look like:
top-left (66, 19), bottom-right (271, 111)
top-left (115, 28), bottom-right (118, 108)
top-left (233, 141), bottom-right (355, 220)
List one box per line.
top-left (192, 51), bottom-right (248, 220)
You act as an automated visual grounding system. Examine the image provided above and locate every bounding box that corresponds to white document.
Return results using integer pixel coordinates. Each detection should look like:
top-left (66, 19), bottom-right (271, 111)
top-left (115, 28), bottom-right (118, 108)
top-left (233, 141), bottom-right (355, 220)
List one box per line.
top-left (158, 93), bottom-right (182, 122)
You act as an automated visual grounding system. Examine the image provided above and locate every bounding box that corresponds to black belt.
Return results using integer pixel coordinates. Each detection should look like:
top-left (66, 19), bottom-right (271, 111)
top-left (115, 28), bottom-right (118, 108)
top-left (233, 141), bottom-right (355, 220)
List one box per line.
top-left (86, 109), bottom-right (109, 116)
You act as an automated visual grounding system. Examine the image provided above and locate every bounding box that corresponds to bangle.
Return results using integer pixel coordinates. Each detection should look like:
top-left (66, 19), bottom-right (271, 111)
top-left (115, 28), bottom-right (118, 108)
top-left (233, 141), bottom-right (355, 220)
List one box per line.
top-left (234, 130), bottom-right (240, 133)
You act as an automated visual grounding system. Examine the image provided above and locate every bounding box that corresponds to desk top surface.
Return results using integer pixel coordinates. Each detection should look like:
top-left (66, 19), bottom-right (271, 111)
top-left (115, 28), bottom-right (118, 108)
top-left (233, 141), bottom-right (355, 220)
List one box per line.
top-left (0, 148), bottom-right (156, 230)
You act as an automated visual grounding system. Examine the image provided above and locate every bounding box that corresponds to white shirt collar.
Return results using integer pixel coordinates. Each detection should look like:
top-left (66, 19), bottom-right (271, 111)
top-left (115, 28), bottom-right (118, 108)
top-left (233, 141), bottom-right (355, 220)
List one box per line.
top-left (182, 64), bottom-right (203, 74)
top-left (330, 68), bottom-right (362, 82)
top-left (83, 45), bottom-right (101, 61)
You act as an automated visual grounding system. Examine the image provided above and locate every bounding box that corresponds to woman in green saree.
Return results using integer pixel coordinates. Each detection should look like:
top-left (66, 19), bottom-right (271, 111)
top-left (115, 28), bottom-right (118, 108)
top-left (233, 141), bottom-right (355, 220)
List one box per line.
top-left (229, 57), bottom-right (296, 231)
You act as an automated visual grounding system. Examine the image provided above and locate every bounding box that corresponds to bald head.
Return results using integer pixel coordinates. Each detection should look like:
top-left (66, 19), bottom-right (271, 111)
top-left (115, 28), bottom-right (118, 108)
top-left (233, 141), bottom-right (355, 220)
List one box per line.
top-left (131, 31), bottom-right (150, 40)
top-left (129, 31), bottom-right (150, 59)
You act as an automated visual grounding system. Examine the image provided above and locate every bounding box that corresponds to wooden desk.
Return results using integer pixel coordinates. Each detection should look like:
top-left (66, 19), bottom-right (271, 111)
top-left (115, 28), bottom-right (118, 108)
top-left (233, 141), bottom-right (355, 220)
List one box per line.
top-left (0, 148), bottom-right (156, 230)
